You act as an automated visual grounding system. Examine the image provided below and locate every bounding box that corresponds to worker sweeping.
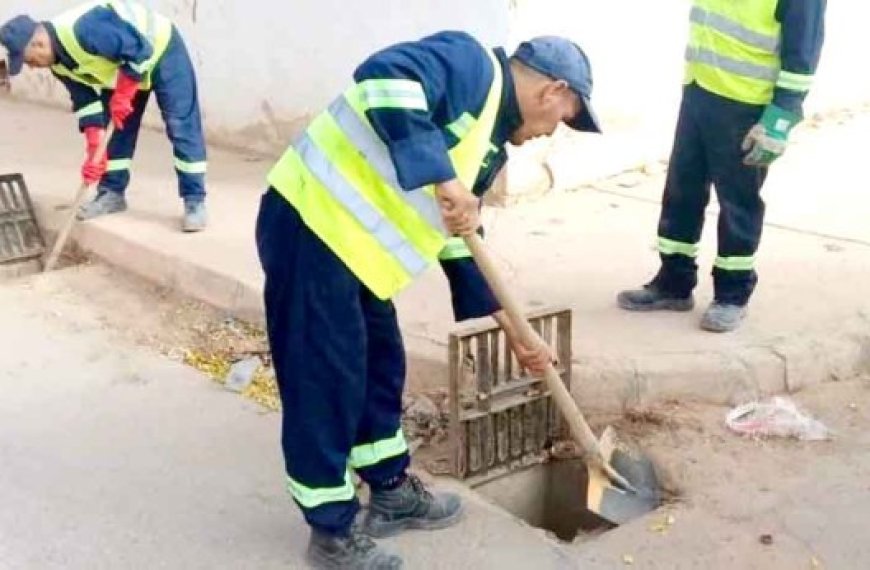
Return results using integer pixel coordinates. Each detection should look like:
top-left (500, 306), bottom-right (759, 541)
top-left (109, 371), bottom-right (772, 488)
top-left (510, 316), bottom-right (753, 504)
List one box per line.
top-left (618, 0), bottom-right (826, 332)
top-left (0, 1), bottom-right (208, 232)
top-left (256, 31), bottom-right (601, 569)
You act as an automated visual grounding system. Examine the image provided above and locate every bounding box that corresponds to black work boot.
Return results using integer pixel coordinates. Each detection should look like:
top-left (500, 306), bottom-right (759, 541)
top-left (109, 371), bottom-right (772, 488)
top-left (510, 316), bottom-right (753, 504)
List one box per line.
top-left (700, 302), bottom-right (747, 333)
top-left (306, 528), bottom-right (403, 570)
top-left (617, 284), bottom-right (695, 312)
top-left (362, 475), bottom-right (463, 538)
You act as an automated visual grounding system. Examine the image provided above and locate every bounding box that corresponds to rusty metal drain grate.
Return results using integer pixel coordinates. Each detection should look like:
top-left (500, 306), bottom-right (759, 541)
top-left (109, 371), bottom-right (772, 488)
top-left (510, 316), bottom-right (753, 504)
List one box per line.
top-left (448, 308), bottom-right (572, 486)
top-left (0, 173), bottom-right (45, 265)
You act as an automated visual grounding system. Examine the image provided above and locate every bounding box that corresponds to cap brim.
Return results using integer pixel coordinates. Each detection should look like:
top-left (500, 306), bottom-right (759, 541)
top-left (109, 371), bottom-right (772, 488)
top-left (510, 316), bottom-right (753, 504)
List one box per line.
top-left (568, 95), bottom-right (602, 133)
top-left (7, 53), bottom-right (24, 76)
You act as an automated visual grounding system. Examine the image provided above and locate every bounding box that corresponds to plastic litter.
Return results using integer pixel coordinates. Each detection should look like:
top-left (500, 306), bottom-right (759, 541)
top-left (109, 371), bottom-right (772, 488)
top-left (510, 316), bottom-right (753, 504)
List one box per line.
top-left (224, 356), bottom-right (262, 392)
top-left (726, 397), bottom-right (830, 441)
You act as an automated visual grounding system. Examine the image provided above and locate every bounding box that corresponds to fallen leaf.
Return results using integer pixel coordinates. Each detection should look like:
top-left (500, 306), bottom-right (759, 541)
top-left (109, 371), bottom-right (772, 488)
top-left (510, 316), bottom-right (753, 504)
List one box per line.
top-left (648, 513), bottom-right (676, 534)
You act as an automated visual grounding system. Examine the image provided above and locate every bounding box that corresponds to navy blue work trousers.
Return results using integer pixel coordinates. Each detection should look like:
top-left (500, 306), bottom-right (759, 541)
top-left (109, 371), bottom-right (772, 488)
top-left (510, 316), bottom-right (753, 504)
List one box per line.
top-left (100, 27), bottom-right (207, 201)
top-left (652, 83), bottom-right (769, 306)
top-left (255, 188), bottom-right (410, 537)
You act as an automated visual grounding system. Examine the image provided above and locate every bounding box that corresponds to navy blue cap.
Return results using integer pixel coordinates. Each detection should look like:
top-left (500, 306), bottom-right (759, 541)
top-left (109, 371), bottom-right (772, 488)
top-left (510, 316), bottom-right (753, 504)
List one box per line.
top-left (512, 36), bottom-right (601, 133)
top-left (0, 15), bottom-right (38, 76)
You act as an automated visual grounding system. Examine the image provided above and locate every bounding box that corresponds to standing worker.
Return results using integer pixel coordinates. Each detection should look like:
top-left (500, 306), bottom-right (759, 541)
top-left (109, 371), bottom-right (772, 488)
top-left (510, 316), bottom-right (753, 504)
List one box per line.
top-left (256, 31), bottom-right (601, 569)
top-left (618, 0), bottom-right (826, 331)
top-left (0, 1), bottom-right (208, 232)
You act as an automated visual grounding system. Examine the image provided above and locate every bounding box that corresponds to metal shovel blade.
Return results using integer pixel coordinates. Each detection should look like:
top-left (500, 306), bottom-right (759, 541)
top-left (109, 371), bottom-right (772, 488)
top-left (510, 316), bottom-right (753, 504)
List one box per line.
top-left (586, 426), bottom-right (661, 525)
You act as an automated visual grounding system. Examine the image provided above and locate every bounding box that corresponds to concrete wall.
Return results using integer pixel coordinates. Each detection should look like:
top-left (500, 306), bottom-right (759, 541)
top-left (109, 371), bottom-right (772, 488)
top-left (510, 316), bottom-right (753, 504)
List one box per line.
top-left (501, 0), bottom-right (870, 197)
top-left (4, 0), bottom-right (510, 153)
top-left (510, 0), bottom-right (870, 121)
top-left (6, 1), bottom-right (869, 173)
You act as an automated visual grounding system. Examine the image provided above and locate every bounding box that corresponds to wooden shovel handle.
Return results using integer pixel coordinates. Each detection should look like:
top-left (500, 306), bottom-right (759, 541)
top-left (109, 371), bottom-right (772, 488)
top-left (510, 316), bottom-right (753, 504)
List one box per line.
top-left (44, 125), bottom-right (115, 272)
top-left (463, 233), bottom-right (634, 490)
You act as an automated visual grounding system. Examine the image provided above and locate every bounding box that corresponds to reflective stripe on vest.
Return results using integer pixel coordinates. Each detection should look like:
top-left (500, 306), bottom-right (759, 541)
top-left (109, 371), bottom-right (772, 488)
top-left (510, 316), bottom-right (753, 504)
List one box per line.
top-left (267, 49), bottom-right (504, 300)
top-left (50, 0), bottom-right (172, 90)
top-left (684, 0), bottom-right (781, 105)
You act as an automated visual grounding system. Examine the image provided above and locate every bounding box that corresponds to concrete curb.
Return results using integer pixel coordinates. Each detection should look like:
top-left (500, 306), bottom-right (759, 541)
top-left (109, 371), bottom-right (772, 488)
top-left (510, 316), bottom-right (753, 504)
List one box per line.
top-left (35, 188), bottom-right (870, 411)
top-left (573, 320), bottom-right (870, 410)
top-left (33, 196), bottom-right (266, 324)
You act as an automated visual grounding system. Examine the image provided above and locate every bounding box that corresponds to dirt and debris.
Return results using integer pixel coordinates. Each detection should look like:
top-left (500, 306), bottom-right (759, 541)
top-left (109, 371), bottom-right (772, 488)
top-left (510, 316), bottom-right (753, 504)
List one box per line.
top-left (401, 391), bottom-right (450, 455)
top-left (178, 318), bottom-right (280, 411)
top-left (648, 512), bottom-right (676, 535)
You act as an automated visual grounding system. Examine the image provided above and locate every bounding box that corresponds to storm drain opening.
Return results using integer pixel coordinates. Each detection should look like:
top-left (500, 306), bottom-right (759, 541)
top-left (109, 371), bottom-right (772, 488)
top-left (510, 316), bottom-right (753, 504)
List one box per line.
top-left (447, 308), bottom-right (612, 542)
top-left (475, 459), bottom-right (610, 542)
top-left (0, 173), bottom-right (46, 279)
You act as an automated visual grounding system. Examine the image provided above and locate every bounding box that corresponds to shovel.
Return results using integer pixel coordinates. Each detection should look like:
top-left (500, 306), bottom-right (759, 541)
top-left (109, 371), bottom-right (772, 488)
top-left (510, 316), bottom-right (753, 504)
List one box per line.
top-left (463, 232), bottom-right (661, 524)
top-left (43, 125), bottom-right (115, 272)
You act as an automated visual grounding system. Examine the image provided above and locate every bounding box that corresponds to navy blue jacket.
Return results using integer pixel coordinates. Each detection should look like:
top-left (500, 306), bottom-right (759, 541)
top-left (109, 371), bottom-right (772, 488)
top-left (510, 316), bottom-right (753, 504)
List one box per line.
top-left (44, 6), bottom-right (155, 131)
top-left (354, 31), bottom-right (522, 321)
top-left (774, 0), bottom-right (827, 114)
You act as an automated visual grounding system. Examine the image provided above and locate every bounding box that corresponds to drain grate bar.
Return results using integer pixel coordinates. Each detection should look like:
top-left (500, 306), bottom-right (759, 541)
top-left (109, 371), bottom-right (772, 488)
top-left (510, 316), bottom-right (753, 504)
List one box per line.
top-left (0, 173), bottom-right (45, 264)
top-left (448, 308), bottom-right (572, 486)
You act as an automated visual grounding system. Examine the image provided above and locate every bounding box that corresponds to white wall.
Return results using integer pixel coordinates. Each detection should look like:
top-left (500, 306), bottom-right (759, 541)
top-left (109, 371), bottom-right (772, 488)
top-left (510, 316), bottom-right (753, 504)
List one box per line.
top-left (6, 1), bottom-right (868, 157)
top-left (4, 0), bottom-right (510, 152)
top-left (502, 0), bottom-right (870, 193)
top-left (509, 0), bottom-right (870, 126)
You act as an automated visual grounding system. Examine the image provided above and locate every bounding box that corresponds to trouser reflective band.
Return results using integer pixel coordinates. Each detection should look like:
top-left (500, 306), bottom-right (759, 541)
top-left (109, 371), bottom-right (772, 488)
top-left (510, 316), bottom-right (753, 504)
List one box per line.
top-left (174, 158), bottom-right (207, 174)
top-left (286, 470), bottom-right (356, 509)
top-left (715, 255), bottom-right (755, 271)
top-left (76, 101), bottom-right (104, 119)
top-left (349, 429), bottom-right (408, 470)
top-left (438, 236), bottom-right (472, 261)
top-left (658, 237), bottom-right (699, 257)
top-left (107, 159), bottom-right (133, 172)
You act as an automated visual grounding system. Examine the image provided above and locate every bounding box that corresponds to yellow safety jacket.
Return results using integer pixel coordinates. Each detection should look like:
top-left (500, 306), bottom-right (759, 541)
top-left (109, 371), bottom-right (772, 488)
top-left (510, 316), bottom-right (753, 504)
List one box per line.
top-left (685, 0), bottom-right (782, 105)
top-left (267, 50), bottom-right (504, 301)
top-left (50, 0), bottom-right (172, 91)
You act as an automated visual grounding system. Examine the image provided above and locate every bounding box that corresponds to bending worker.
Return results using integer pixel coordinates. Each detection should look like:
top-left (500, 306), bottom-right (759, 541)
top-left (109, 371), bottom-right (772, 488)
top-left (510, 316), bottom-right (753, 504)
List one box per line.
top-left (256, 31), bottom-right (601, 569)
top-left (618, 0), bottom-right (826, 332)
top-left (0, 1), bottom-right (208, 232)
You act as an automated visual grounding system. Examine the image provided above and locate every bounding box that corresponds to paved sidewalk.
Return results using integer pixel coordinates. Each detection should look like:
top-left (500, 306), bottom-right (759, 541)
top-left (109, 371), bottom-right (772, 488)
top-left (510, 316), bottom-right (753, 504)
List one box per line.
top-left (3, 97), bottom-right (870, 409)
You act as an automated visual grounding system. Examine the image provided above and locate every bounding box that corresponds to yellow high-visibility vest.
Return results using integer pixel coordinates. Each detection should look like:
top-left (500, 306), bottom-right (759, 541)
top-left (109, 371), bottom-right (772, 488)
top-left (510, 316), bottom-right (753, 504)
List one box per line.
top-left (50, 0), bottom-right (172, 90)
top-left (267, 49), bottom-right (504, 300)
top-left (684, 0), bottom-right (781, 105)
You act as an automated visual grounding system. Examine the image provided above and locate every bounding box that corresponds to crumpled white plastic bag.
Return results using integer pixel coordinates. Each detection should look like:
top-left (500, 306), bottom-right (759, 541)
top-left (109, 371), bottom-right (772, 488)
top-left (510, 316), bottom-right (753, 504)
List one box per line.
top-left (726, 397), bottom-right (830, 441)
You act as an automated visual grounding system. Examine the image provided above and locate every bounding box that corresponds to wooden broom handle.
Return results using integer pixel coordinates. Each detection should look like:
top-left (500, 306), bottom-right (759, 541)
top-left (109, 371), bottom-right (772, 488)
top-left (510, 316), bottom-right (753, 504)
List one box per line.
top-left (463, 232), bottom-right (635, 490)
top-left (44, 125), bottom-right (115, 272)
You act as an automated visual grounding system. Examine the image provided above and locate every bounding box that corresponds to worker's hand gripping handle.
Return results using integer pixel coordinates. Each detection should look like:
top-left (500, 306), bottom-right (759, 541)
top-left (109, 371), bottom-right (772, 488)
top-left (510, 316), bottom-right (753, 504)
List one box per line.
top-left (43, 125), bottom-right (115, 272)
top-left (463, 233), bottom-right (635, 491)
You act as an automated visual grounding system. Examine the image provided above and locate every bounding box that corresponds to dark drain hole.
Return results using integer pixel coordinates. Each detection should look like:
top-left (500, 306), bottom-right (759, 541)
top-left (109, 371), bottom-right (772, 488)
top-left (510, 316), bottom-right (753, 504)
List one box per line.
top-left (476, 459), bottom-right (612, 542)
